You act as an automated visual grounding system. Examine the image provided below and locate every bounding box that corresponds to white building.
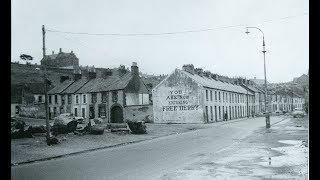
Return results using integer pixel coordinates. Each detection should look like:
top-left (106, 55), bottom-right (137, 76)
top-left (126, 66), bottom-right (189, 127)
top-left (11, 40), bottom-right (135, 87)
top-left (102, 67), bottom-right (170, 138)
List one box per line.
top-left (152, 64), bottom-right (254, 123)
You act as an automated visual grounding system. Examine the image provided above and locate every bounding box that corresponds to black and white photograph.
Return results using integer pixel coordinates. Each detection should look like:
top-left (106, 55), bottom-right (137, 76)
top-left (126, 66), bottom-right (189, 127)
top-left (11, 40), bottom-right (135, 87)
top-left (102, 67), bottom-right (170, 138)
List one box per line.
top-left (11, 0), bottom-right (309, 179)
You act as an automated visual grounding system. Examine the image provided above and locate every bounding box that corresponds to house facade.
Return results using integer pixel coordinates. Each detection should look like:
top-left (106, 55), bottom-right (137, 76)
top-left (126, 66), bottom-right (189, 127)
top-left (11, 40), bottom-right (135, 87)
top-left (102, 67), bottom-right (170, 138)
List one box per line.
top-left (152, 64), bottom-right (255, 123)
top-left (48, 62), bottom-right (152, 123)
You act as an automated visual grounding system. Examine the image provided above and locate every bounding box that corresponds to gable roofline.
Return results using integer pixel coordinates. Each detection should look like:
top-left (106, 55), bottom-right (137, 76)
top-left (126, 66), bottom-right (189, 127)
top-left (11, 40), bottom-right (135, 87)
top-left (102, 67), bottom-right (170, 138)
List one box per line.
top-left (152, 69), bottom-right (180, 91)
top-left (181, 70), bottom-right (253, 95)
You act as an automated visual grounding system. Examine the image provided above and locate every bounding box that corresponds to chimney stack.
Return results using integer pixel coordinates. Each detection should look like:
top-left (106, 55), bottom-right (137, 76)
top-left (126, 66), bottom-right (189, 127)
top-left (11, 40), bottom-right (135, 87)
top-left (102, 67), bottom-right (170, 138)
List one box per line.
top-left (73, 68), bottom-right (82, 81)
top-left (131, 62), bottom-right (139, 76)
top-left (182, 64), bottom-right (195, 74)
top-left (52, 51), bottom-right (54, 55)
top-left (195, 68), bottom-right (204, 76)
top-left (59, 48), bottom-right (62, 53)
top-left (88, 67), bottom-right (96, 79)
top-left (203, 71), bottom-right (211, 78)
top-left (60, 75), bottom-right (69, 83)
top-left (102, 68), bottom-right (112, 78)
top-left (118, 65), bottom-right (127, 76)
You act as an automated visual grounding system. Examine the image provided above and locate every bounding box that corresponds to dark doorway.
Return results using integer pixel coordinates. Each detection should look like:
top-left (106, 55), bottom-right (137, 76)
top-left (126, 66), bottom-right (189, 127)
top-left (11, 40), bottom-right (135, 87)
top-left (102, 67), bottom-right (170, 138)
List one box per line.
top-left (82, 108), bottom-right (85, 118)
top-left (111, 106), bottom-right (123, 123)
top-left (89, 106), bottom-right (95, 119)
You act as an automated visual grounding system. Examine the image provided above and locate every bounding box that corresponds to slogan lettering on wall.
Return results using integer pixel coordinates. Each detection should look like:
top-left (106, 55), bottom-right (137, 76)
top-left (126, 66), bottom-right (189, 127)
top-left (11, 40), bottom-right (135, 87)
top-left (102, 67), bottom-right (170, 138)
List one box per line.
top-left (162, 90), bottom-right (199, 111)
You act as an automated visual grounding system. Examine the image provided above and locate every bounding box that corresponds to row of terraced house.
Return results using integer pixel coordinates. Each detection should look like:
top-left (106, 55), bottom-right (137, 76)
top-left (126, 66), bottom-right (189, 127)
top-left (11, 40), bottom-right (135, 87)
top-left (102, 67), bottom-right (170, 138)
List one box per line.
top-left (47, 62), bottom-right (153, 123)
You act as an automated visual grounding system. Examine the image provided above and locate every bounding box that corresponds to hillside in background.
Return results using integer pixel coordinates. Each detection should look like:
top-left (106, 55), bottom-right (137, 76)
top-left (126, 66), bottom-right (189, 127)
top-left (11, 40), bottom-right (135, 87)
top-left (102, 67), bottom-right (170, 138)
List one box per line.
top-left (11, 62), bottom-right (166, 91)
top-left (11, 62), bottom-right (309, 98)
top-left (11, 62), bottom-right (70, 87)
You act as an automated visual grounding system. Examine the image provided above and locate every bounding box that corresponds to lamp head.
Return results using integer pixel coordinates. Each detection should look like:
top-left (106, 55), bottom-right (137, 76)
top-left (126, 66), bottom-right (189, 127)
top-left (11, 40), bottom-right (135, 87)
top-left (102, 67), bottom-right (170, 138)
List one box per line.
top-left (245, 28), bottom-right (250, 35)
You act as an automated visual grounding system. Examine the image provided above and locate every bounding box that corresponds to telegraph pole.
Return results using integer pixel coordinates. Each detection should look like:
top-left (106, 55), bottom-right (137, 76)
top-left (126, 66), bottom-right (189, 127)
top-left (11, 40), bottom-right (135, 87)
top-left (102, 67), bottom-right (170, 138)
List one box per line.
top-left (42, 25), bottom-right (51, 141)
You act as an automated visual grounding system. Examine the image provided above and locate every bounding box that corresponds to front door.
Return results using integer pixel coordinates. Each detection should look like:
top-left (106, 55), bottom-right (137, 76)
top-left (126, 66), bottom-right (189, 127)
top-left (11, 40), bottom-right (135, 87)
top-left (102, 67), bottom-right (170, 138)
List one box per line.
top-left (111, 106), bottom-right (123, 123)
top-left (89, 106), bottom-right (95, 119)
top-left (82, 108), bottom-right (85, 118)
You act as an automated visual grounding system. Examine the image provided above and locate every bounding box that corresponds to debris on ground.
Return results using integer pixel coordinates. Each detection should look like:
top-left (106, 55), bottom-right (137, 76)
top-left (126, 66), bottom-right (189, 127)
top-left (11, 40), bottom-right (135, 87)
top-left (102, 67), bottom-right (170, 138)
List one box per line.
top-left (93, 118), bottom-right (103, 124)
top-left (27, 125), bottom-right (47, 134)
top-left (46, 137), bottom-right (59, 146)
top-left (126, 120), bottom-right (147, 134)
top-left (52, 120), bottom-right (79, 136)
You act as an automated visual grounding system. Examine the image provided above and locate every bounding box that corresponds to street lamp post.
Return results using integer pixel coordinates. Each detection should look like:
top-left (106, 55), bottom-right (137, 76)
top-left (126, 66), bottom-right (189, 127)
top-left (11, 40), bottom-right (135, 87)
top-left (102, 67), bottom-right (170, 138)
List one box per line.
top-left (245, 27), bottom-right (270, 128)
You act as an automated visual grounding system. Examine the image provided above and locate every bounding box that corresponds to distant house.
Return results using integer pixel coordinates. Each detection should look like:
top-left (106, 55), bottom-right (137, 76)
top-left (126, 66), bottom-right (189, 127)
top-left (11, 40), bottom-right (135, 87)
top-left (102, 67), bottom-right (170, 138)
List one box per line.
top-left (152, 64), bottom-right (255, 124)
top-left (40, 48), bottom-right (79, 68)
top-left (250, 77), bottom-right (268, 86)
top-left (236, 79), bottom-right (261, 116)
top-left (11, 82), bottom-right (47, 118)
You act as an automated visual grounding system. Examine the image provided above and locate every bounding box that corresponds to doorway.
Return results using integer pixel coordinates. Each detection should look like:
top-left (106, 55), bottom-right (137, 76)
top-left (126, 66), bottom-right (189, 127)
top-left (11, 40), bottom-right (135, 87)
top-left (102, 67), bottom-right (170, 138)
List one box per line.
top-left (110, 105), bottom-right (123, 123)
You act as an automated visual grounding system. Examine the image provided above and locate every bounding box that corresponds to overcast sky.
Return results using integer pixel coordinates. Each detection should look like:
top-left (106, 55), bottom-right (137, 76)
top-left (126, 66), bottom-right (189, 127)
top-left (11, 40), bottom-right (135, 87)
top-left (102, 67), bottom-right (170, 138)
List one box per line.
top-left (12, 0), bottom-right (308, 83)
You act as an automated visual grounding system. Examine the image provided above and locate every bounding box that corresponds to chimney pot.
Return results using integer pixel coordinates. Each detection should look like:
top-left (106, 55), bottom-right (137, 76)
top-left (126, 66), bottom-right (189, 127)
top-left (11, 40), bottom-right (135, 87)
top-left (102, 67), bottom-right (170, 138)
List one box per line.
top-left (131, 62), bottom-right (139, 76)
top-left (182, 64), bottom-right (195, 74)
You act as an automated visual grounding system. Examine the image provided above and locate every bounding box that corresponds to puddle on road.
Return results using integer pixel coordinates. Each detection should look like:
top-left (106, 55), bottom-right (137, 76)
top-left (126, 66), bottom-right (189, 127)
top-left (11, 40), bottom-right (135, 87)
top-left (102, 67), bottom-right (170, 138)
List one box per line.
top-left (162, 139), bottom-right (308, 180)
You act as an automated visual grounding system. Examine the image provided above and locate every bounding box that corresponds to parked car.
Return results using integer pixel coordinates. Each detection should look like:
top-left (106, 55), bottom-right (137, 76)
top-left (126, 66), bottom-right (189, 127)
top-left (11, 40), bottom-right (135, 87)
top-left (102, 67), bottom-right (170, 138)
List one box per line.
top-left (292, 110), bottom-right (305, 118)
top-left (275, 110), bottom-right (282, 115)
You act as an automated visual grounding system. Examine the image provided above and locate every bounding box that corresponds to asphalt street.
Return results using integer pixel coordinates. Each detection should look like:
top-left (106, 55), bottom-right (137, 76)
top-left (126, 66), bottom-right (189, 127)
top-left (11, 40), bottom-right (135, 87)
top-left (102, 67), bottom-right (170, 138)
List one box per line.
top-left (11, 116), bottom-right (288, 180)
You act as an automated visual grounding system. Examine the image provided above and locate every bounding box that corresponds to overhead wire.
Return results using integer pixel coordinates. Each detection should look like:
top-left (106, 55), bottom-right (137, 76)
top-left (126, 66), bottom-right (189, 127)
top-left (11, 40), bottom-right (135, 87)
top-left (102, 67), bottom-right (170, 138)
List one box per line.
top-left (46, 12), bottom-right (308, 37)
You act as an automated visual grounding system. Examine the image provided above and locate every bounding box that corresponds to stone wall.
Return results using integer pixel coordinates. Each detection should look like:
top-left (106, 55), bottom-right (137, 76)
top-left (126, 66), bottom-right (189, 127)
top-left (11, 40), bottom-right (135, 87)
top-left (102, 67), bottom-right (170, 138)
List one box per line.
top-left (124, 105), bottom-right (153, 123)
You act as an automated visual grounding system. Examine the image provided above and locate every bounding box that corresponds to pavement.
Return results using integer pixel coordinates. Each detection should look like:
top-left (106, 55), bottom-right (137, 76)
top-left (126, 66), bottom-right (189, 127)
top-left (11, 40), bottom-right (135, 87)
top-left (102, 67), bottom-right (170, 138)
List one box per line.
top-left (11, 115), bottom-right (307, 180)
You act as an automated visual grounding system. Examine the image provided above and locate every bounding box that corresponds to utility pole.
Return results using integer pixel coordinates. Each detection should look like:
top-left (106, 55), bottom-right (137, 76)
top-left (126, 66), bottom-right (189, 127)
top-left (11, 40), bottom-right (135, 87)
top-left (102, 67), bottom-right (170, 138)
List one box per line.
top-left (42, 25), bottom-right (51, 141)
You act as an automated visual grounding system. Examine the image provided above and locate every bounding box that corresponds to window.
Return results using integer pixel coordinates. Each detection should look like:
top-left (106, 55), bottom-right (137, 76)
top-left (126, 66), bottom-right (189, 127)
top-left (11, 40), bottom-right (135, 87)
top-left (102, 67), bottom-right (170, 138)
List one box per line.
top-left (218, 106), bottom-right (221, 120)
top-left (149, 94), bottom-right (153, 104)
top-left (210, 91), bottom-right (213, 101)
top-left (210, 106), bottom-right (213, 121)
top-left (68, 94), bottom-right (72, 104)
top-left (229, 93), bottom-right (231, 103)
top-left (38, 96), bottom-right (42, 103)
top-left (74, 108), bottom-right (78, 117)
top-left (91, 93), bottom-right (97, 103)
top-left (49, 95), bottom-right (52, 104)
top-left (61, 96), bottom-right (65, 105)
top-left (205, 106), bottom-right (208, 122)
top-left (83, 94), bottom-right (86, 104)
top-left (126, 93), bottom-right (149, 105)
top-left (206, 90), bottom-right (209, 101)
top-left (112, 91), bottom-right (118, 102)
top-left (98, 104), bottom-right (106, 117)
top-left (214, 106), bottom-right (217, 121)
top-left (76, 95), bottom-right (79, 104)
top-left (55, 95), bottom-right (58, 104)
top-left (101, 92), bottom-right (108, 103)
top-left (223, 92), bottom-right (224, 102)
top-left (218, 92), bottom-right (221, 101)
top-left (82, 108), bottom-right (85, 118)
top-left (215, 91), bottom-right (217, 101)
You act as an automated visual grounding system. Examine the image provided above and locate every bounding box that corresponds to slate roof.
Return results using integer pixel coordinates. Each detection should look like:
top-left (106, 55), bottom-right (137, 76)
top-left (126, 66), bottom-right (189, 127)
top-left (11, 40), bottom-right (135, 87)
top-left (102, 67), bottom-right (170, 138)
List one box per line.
top-left (62, 78), bottom-right (89, 94)
top-left (76, 73), bottom-right (132, 93)
top-left (181, 70), bottom-right (253, 95)
top-left (48, 80), bottom-right (74, 95)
